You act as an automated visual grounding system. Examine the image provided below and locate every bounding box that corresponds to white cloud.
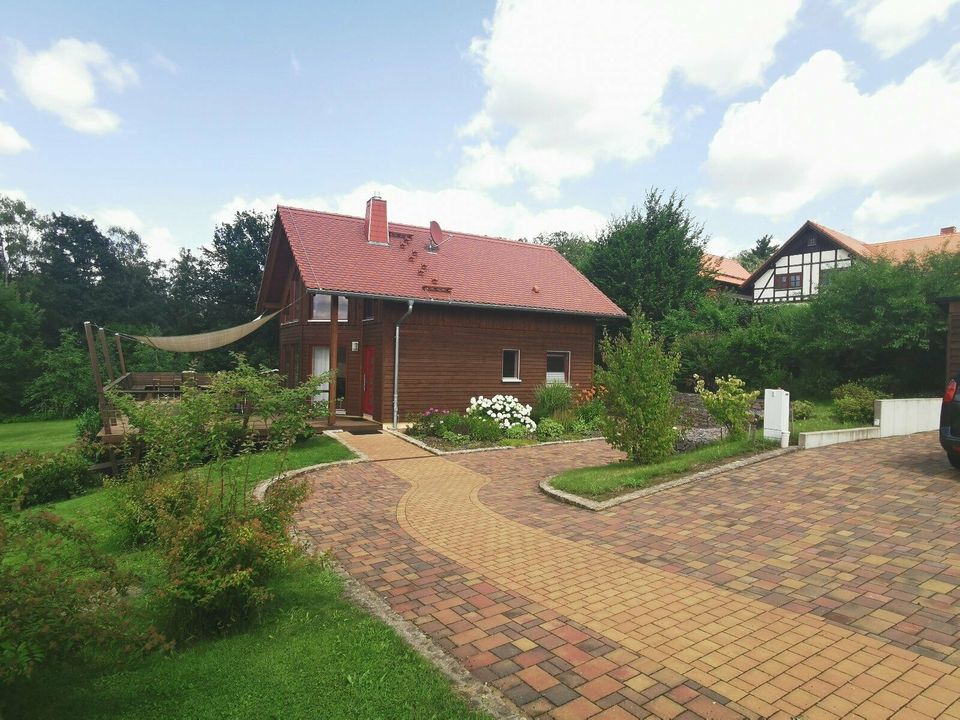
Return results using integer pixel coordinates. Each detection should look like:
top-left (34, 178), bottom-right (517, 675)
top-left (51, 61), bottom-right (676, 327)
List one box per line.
top-left (214, 182), bottom-right (608, 241)
top-left (846, 0), bottom-right (960, 57)
top-left (91, 207), bottom-right (181, 261)
top-left (457, 0), bottom-right (801, 196)
top-left (700, 46), bottom-right (960, 222)
top-left (0, 89), bottom-right (7, 101)
top-left (290, 53), bottom-right (301, 76)
top-left (0, 122), bottom-right (30, 154)
top-left (11, 38), bottom-right (138, 134)
top-left (150, 51), bottom-right (180, 75)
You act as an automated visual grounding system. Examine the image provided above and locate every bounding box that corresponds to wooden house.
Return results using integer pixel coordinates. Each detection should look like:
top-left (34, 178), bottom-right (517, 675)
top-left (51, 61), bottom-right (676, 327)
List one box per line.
top-left (741, 221), bottom-right (960, 304)
top-left (256, 196), bottom-right (625, 426)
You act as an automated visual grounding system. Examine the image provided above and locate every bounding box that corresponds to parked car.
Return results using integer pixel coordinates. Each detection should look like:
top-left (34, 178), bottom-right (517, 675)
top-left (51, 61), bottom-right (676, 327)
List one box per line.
top-left (941, 374), bottom-right (960, 468)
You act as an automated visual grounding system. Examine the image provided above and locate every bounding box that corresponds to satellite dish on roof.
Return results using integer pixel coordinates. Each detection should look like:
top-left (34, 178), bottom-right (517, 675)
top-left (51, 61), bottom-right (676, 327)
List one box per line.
top-left (427, 220), bottom-right (443, 252)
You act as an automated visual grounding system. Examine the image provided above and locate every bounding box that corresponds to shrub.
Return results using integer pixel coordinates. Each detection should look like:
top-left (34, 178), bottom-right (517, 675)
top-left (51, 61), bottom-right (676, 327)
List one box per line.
top-left (466, 395), bottom-right (536, 432)
top-left (533, 383), bottom-right (572, 421)
top-left (153, 473), bottom-right (308, 633)
top-left (831, 382), bottom-right (890, 424)
top-left (24, 329), bottom-right (97, 419)
top-left (0, 511), bottom-right (161, 683)
top-left (505, 424), bottom-right (531, 439)
top-left (536, 418), bottom-right (565, 441)
top-left (551, 408), bottom-right (577, 429)
top-left (439, 430), bottom-right (468, 444)
top-left (74, 407), bottom-right (102, 442)
top-left (694, 374), bottom-right (759, 439)
top-left (596, 313), bottom-right (680, 464)
top-left (0, 449), bottom-right (98, 510)
top-left (792, 400), bottom-right (815, 420)
top-left (462, 415), bottom-right (504, 443)
top-left (574, 395), bottom-right (604, 427)
top-left (408, 408), bottom-right (450, 437)
top-left (109, 354), bottom-right (329, 474)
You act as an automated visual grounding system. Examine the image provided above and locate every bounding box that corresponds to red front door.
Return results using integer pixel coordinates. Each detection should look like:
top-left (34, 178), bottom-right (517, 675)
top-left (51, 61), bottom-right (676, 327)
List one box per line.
top-left (362, 346), bottom-right (375, 416)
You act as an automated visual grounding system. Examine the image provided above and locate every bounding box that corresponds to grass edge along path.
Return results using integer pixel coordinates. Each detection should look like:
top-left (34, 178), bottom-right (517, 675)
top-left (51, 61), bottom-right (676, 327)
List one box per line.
top-left (551, 436), bottom-right (777, 500)
top-left (3, 435), bottom-right (490, 720)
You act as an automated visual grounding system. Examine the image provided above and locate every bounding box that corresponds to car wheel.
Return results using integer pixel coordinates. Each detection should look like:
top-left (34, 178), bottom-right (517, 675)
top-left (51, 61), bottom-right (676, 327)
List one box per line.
top-left (949, 453), bottom-right (960, 469)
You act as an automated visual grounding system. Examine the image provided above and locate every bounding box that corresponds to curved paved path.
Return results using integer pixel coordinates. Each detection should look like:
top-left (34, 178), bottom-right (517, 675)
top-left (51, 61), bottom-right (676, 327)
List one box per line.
top-left (296, 432), bottom-right (960, 719)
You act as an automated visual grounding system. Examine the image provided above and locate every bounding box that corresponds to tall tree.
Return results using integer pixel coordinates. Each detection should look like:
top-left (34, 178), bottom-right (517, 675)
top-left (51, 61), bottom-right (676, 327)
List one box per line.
top-left (0, 284), bottom-right (43, 416)
top-left (202, 210), bottom-right (276, 366)
top-left (736, 234), bottom-right (778, 272)
top-left (0, 196), bottom-right (40, 285)
top-left (585, 189), bottom-right (712, 321)
top-left (533, 231), bottom-right (595, 272)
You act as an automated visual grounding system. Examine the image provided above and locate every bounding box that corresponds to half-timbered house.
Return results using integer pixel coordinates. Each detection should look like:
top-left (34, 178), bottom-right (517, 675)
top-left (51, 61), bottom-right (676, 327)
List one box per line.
top-left (256, 196), bottom-right (625, 427)
top-left (741, 221), bottom-right (960, 304)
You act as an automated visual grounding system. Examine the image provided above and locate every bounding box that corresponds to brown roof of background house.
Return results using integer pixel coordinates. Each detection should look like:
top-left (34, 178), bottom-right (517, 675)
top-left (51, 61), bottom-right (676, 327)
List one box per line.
top-left (703, 253), bottom-right (750, 285)
top-left (274, 204), bottom-right (626, 317)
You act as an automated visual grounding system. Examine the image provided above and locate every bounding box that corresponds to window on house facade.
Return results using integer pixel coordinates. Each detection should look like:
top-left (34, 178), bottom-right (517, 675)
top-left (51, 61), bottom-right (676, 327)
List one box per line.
top-left (502, 349), bottom-right (520, 381)
top-left (363, 298), bottom-right (376, 321)
top-left (310, 294), bottom-right (349, 322)
top-left (546, 352), bottom-right (570, 384)
top-left (774, 272), bottom-right (802, 290)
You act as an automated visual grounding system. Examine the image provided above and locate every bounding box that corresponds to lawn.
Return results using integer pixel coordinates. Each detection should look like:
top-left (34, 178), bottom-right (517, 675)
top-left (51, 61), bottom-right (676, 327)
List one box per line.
top-left (3, 435), bottom-right (487, 720)
top-left (551, 436), bottom-right (776, 500)
top-left (789, 399), bottom-right (862, 444)
top-left (0, 417), bottom-right (78, 454)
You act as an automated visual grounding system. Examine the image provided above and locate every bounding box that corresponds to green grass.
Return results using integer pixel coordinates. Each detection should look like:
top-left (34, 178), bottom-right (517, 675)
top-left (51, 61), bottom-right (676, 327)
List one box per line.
top-left (0, 418), bottom-right (77, 454)
top-left (789, 399), bottom-right (862, 444)
top-left (551, 436), bottom-right (776, 499)
top-left (4, 435), bottom-right (487, 720)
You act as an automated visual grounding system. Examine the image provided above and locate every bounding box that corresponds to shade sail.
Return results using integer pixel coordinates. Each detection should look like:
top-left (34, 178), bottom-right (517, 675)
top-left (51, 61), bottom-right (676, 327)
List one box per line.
top-left (130, 311), bottom-right (279, 352)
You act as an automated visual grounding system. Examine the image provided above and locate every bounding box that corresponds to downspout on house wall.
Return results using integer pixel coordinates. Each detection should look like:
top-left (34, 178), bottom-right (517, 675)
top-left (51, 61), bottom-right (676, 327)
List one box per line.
top-left (392, 300), bottom-right (414, 429)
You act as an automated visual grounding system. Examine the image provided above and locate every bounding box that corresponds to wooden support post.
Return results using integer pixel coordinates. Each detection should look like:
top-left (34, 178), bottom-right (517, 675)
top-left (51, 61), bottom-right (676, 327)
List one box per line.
top-left (329, 294), bottom-right (338, 427)
top-left (97, 327), bottom-right (115, 382)
top-left (84, 322), bottom-right (111, 435)
top-left (114, 333), bottom-right (126, 375)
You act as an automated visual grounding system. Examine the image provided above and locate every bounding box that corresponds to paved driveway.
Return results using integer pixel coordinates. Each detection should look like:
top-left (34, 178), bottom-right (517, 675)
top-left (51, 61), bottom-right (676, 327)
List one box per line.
top-left (296, 432), bottom-right (960, 719)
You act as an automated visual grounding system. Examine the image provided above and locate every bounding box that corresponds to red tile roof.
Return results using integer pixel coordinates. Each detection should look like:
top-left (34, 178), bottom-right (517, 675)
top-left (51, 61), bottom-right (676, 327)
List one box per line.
top-left (812, 222), bottom-right (960, 260)
top-left (275, 205), bottom-right (626, 317)
top-left (703, 253), bottom-right (749, 286)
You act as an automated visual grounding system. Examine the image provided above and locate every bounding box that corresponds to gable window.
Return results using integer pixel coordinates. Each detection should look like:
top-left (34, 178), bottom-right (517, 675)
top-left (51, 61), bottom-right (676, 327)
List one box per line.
top-left (502, 349), bottom-right (520, 382)
top-left (310, 294), bottom-right (349, 322)
top-left (546, 352), bottom-right (570, 384)
top-left (774, 272), bottom-right (802, 290)
top-left (362, 298), bottom-right (376, 321)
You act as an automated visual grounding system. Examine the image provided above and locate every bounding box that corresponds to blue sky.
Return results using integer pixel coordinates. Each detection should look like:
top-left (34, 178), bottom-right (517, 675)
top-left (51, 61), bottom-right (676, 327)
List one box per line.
top-left (2, 0), bottom-right (960, 261)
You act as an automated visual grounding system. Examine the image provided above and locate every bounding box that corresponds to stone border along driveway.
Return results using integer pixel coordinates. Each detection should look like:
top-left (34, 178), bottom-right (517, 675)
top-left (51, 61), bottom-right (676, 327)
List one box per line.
top-left (294, 430), bottom-right (960, 719)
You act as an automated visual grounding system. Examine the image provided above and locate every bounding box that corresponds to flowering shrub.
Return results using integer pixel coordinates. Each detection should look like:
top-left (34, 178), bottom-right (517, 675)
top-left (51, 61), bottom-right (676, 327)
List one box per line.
top-left (467, 395), bottom-right (536, 432)
top-left (694, 374), bottom-right (759, 439)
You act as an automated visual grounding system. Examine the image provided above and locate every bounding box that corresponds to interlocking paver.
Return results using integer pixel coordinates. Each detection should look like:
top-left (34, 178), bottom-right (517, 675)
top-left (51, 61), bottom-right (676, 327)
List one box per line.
top-left (296, 431), bottom-right (960, 718)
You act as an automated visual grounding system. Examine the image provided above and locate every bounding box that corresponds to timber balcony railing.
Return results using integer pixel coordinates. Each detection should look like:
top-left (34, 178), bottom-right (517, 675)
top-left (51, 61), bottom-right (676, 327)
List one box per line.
top-left (99, 371), bottom-right (214, 440)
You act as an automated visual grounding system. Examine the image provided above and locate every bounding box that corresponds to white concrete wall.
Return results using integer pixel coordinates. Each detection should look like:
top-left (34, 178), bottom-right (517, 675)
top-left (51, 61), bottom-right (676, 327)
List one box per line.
top-left (875, 398), bottom-right (940, 438)
top-left (798, 427), bottom-right (880, 449)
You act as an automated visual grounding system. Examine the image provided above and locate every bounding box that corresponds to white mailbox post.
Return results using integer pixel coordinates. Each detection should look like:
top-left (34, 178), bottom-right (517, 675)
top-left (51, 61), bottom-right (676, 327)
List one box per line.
top-left (763, 388), bottom-right (790, 448)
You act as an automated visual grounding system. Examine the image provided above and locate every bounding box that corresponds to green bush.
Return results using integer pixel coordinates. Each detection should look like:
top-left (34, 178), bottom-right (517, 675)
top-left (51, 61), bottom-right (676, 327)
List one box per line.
top-left (536, 418), bottom-right (565, 441)
top-left (533, 383), bottom-right (572, 421)
top-left (505, 424), bottom-right (531, 439)
top-left (791, 400), bottom-right (815, 420)
top-left (694, 374), bottom-right (759, 439)
top-left (550, 408), bottom-right (577, 429)
top-left (574, 396), bottom-right (604, 426)
top-left (407, 408), bottom-right (452, 438)
top-left (110, 354), bottom-right (328, 473)
top-left (153, 474), bottom-right (307, 634)
top-left (24, 330), bottom-right (97, 419)
top-left (831, 382), bottom-right (890, 424)
top-left (0, 511), bottom-right (161, 683)
top-left (0, 449), bottom-right (98, 510)
top-left (570, 419), bottom-right (592, 436)
top-left (74, 407), bottom-right (102, 442)
top-left (462, 415), bottom-right (504, 442)
top-left (439, 430), bottom-right (468, 444)
top-left (596, 313), bottom-right (680, 464)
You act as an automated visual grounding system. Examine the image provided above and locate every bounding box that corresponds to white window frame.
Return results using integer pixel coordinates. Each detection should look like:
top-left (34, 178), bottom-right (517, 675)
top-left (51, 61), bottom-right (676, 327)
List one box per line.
top-left (309, 294), bottom-right (349, 323)
top-left (501, 348), bottom-right (521, 383)
top-left (545, 351), bottom-right (570, 384)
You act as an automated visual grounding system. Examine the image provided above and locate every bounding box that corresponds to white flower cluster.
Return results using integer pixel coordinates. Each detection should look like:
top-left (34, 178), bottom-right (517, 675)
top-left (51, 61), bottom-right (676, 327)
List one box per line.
top-left (467, 394), bottom-right (536, 432)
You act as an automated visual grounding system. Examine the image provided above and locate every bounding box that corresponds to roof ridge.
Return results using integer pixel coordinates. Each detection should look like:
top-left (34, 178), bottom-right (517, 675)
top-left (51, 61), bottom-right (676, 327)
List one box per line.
top-left (277, 204), bottom-right (562, 251)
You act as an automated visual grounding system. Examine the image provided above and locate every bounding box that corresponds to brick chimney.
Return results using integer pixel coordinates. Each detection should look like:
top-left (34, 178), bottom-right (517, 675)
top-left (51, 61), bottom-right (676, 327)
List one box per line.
top-left (941, 226), bottom-right (957, 235)
top-left (365, 195), bottom-right (388, 245)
